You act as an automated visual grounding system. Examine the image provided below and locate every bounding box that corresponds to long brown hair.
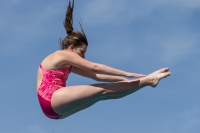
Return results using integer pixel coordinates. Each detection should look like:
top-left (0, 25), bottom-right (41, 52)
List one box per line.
top-left (60, 0), bottom-right (88, 50)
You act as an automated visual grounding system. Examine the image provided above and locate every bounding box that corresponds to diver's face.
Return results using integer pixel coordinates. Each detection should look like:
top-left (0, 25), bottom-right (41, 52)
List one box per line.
top-left (71, 44), bottom-right (87, 58)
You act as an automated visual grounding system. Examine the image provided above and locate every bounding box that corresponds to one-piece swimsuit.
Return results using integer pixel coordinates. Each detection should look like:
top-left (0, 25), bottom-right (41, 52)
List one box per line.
top-left (38, 65), bottom-right (72, 119)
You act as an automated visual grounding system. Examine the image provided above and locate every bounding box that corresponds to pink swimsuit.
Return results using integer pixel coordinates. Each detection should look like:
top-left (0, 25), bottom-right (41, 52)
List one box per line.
top-left (38, 65), bottom-right (72, 119)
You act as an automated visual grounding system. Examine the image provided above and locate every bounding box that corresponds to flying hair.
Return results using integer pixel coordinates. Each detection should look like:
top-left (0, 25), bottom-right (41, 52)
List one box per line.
top-left (64, 0), bottom-right (74, 35)
top-left (78, 18), bottom-right (87, 43)
top-left (60, 0), bottom-right (88, 49)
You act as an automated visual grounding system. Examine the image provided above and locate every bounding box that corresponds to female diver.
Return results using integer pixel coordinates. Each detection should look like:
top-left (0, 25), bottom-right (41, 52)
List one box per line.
top-left (37, 0), bottom-right (171, 119)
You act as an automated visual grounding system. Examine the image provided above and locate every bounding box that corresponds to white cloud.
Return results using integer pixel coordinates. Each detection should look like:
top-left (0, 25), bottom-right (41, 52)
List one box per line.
top-left (82, 0), bottom-right (125, 24)
top-left (154, 0), bottom-right (200, 9)
top-left (81, 0), bottom-right (154, 26)
top-left (21, 126), bottom-right (45, 133)
top-left (28, 126), bottom-right (44, 133)
top-left (0, 1), bottom-right (62, 56)
top-left (179, 107), bottom-right (200, 130)
top-left (81, 0), bottom-right (200, 26)
top-left (11, 0), bottom-right (21, 5)
top-left (144, 107), bottom-right (200, 133)
top-left (160, 34), bottom-right (198, 64)
top-left (1, 0), bottom-right (199, 61)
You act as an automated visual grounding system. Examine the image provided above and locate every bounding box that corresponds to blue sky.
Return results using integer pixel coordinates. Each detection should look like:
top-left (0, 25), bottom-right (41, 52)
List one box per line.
top-left (0, 0), bottom-right (199, 133)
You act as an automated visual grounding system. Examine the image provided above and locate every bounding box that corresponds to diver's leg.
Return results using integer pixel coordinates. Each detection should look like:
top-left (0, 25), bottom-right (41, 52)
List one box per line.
top-left (51, 68), bottom-right (171, 118)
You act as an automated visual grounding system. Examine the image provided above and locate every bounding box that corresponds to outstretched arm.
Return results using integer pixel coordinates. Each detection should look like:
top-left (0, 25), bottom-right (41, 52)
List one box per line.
top-left (72, 67), bottom-right (128, 82)
top-left (95, 74), bottom-right (128, 82)
top-left (93, 63), bottom-right (146, 78)
top-left (60, 51), bottom-right (145, 78)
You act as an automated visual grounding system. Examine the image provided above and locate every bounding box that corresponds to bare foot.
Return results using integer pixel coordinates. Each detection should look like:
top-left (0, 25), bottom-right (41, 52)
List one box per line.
top-left (147, 68), bottom-right (171, 87)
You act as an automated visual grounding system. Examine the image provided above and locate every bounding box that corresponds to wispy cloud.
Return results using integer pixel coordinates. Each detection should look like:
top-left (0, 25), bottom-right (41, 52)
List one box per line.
top-left (83, 0), bottom-right (200, 66)
top-left (142, 31), bottom-right (199, 65)
top-left (178, 107), bottom-right (200, 131)
top-left (160, 34), bottom-right (198, 64)
top-left (21, 126), bottom-right (45, 133)
top-left (28, 126), bottom-right (44, 133)
top-left (81, 0), bottom-right (154, 26)
top-left (142, 107), bottom-right (200, 133)
top-left (11, 0), bottom-right (22, 5)
top-left (81, 0), bottom-right (200, 26)
top-left (154, 0), bottom-right (200, 9)
top-left (0, 1), bottom-right (62, 56)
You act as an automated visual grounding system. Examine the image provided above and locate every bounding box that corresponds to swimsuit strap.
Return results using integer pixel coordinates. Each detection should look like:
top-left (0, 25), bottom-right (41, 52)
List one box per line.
top-left (39, 64), bottom-right (72, 72)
